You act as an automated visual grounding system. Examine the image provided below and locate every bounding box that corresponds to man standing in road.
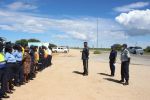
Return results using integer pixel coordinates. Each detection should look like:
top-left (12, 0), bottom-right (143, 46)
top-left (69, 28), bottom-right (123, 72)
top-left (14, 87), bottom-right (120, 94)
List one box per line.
top-left (82, 42), bottom-right (89, 76)
top-left (120, 44), bottom-right (131, 85)
top-left (109, 45), bottom-right (117, 76)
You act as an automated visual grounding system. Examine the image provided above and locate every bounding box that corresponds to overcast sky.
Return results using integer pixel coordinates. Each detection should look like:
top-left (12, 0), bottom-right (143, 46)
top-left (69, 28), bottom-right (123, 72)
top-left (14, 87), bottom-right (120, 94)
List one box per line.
top-left (0, 0), bottom-right (150, 48)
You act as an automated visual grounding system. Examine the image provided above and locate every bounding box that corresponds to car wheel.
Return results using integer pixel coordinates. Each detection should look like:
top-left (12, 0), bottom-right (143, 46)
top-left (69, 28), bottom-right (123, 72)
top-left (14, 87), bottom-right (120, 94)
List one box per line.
top-left (140, 53), bottom-right (143, 55)
top-left (134, 50), bottom-right (136, 54)
top-left (64, 51), bottom-right (67, 53)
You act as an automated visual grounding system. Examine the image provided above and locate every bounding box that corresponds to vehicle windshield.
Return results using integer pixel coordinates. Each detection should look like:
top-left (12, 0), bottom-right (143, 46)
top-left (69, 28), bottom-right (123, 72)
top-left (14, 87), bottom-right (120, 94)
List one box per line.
top-left (135, 47), bottom-right (142, 49)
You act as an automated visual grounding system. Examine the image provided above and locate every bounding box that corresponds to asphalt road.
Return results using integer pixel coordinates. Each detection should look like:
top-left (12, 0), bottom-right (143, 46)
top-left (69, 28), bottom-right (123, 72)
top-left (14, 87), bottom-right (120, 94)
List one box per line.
top-left (94, 52), bottom-right (150, 66)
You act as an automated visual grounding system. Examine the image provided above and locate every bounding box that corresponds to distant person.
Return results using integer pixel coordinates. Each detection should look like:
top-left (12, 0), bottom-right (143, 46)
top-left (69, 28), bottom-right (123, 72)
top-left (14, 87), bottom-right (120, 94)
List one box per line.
top-left (47, 47), bottom-right (52, 66)
top-left (34, 46), bottom-right (39, 72)
top-left (0, 42), bottom-right (9, 98)
top-left (13, 45), bottom-right (24, 85)
top-left (29, 46), bottom-right (35, 79)
top-left (119, 44), bottom-right (131, 85)
top-left (82, 42), bottom-right (89, 76)
top-left (39, 46), bottom-right (45, 70)
top-left (5, 45), bottom-right (17, 93)
top-left (23, 47), bottom-right (31, 83)
top-left (109, 46), bottom-right (117, 76)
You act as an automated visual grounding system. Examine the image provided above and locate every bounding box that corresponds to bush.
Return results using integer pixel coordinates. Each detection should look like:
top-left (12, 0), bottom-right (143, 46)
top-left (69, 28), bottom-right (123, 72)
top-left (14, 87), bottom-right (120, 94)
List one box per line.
top-left (113, 44), bottom-right (122, 51)
top-left (93, 50), bottom-right (101, 54)
top-left (145, 46), bottom-right (150, 52)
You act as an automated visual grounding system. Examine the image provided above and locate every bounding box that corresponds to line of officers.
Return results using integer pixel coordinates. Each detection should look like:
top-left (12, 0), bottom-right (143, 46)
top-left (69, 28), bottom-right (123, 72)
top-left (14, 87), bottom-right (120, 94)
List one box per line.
top-left (0, 42), bottom-right (52, 99)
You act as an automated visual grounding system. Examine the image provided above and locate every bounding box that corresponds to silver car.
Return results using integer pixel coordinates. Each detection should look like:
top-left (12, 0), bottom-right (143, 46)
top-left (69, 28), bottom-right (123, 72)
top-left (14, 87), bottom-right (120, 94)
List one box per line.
top-left (128, 46), bottom-right (144, 55)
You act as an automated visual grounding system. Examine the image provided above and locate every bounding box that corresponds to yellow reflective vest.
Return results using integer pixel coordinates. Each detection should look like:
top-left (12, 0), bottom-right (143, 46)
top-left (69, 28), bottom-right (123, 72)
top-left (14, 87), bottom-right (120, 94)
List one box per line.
top-left (0, 53), bottom-right (5, 62)
top-left (44, 49), bottom-right (48, 58)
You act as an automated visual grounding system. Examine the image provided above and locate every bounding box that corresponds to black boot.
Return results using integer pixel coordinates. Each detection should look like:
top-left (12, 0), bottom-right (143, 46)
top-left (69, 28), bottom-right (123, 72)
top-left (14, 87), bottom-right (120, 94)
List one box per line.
top-left (124, 80), bottom-right (129, 85)
top-left (119, 79), bottom-right (124, 83)
top-left (0, 94), bottom-right (10, 98)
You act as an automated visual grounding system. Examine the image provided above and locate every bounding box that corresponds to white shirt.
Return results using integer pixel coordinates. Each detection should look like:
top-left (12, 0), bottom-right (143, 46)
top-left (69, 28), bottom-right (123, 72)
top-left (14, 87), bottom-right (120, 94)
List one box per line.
top-left (47, 49), bottom-right (52, 55)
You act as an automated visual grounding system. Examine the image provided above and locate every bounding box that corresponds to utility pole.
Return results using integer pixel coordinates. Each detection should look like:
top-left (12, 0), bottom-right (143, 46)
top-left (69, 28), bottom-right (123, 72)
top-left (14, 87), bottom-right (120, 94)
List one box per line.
top-left (97, 18), bottom-right (99, 48)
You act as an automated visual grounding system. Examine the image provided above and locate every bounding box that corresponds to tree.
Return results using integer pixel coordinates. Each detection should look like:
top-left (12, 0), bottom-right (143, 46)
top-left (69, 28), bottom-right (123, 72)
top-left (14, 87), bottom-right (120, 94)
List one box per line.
top-left (113, 44), bottom-right (122, 51)
top-left (15, 38), bottom-right (41, 46)
top-left (145, 46), bottom-right (150, 52)
top-left (15, 39), bottom-right (28, 46)
top-left (49, 43), bottom-right (57, 48)
top-left (28, 38), bottom-right (40, 42)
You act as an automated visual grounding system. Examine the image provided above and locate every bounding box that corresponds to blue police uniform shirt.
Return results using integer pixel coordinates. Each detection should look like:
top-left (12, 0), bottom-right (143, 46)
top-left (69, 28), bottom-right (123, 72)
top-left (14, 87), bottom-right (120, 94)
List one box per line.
top-left (13, 50), bottom-right (23, 62)
top-left (5, 52), bottom-right (16, 63)
top-left (109, 50), bottom-right (117, 63)
top-left (82, 47), bottom-right (89, 60)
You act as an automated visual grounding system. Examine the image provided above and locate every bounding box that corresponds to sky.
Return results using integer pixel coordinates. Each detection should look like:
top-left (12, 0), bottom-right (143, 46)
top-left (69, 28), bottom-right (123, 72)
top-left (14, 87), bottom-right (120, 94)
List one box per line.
top-left (0, 0), bottom-right (150, 48)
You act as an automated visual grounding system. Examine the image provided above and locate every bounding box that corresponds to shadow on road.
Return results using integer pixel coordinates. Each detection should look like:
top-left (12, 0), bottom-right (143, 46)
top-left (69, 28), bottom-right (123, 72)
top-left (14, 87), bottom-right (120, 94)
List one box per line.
top-left (73, 71), bottom-right (83, 75)
top-left (103, 78), bottom-right (122, 84)
top-left (98, 73), bottom-right (111, 76)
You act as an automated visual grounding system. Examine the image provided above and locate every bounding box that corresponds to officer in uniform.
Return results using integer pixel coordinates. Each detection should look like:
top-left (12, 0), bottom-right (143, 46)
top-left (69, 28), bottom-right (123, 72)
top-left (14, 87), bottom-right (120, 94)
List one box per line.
top-left (82, 42), bottom-right (89, 76)
top-left (13, 45), bottom-right (24, 85)
top-left (109, 45), bottom-right (117, 76)
top-left (120, 44), bottom-right (131, 85)
top-left (39, 46), bottom-right (45, 71)
top-left (5, 45), bottom-right (17, 93)
top-left (0, 42), bottom-right (9, 98)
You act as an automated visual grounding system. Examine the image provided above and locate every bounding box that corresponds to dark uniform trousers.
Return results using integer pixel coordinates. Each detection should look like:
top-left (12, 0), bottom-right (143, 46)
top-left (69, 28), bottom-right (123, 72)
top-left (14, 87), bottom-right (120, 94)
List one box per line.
top-left (109, 62), bottom-right (115, 76)
top-left (16, 61), bottom-right (24, 84)
top-left (83, 59), bottom-right (88, 75)
top-left (47, 55), bottom-right (52, 66)
top-left (6, 63), bottom-right (18, 89)
top-left (0, 67), bottom-right (8, 95)
top-left (121, 61), bottom-right (129, 81)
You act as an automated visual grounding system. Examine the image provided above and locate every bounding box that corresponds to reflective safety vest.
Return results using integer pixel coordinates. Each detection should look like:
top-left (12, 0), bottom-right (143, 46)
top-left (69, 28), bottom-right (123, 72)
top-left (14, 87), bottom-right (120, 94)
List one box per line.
top-left (0, 53), bottom-right (5, 62)
top-left (34, 52), bottom-right (39, 61)
top-left (44, 49), bottom-right (48, 58)
top-left (21, 47), bottom-right (25, 55)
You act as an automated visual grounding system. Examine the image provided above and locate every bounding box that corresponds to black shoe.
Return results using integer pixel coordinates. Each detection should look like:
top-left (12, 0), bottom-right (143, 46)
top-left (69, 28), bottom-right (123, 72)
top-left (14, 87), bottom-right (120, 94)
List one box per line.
top-left (6, 90), bottom-right (13, 94)
top-left (83, 73), bottom-right (88, 76)
top-left (11, 88), bottom-right (16, 91)
top-left (15, 84), bottom-right (20, 87)
top-left (0, 94), bottom-right (10, 98)
top-left (110, 74), bottom-right (114, 77)
top-left (119, 80), bottom-right (124, 83)
top-left (19, 82), bottom-right (25, 85)
top-left (123, 82), bottom-right (129, 85)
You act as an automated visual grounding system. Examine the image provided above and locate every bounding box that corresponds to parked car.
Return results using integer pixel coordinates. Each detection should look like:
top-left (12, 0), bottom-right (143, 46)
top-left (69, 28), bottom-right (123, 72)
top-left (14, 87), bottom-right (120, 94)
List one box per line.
top-left (128, 46), bottom-right (144, 55)
top-left (52, 46), bottom-right (69, 53)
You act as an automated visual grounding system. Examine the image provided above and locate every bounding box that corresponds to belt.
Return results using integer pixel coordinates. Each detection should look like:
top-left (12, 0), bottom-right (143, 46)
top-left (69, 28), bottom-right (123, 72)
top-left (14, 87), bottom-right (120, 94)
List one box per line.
top-left (6, 62), bottom-right (16, 64)
top-left (17, 61), bottom-right (22, 62)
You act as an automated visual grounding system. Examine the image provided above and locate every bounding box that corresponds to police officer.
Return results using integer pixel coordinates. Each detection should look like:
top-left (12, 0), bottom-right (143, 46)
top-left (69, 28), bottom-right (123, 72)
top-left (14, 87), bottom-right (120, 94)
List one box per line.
top-left (29, 46), bottom-right (35, 79)
top-left (120, 44), bottom-right (131, 85)
top-left (82, 42), bottom-right (89, 76)
top-left (13, 45), bottom-right (24, 85)
top-left (109, 45), bottom-right (117, 76)
top-left (0, 42), bottom-right (9, 98)
top-left (47, 47), bottom-right (52, 66)
top-left (38, 46), bottom-right (45, 71)
top-left (5, 45), bottom-right (17, 93)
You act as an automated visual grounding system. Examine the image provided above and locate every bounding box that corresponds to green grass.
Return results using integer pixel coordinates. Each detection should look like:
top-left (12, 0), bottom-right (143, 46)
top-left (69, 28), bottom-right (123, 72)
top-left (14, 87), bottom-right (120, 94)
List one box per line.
top-left (144, 52), bottom-right (150, 55)
top-left (93, 50), bottom-right (101, 54)
top-left (90, 48), bottom-right (111, 51)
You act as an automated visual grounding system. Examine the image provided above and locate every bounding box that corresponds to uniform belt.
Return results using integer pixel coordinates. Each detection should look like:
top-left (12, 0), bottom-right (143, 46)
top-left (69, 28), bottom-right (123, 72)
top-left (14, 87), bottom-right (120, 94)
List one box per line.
top-left (17, 61), bottom-right (22, 62)
top-left (6, 62), bottom-right (16, 64)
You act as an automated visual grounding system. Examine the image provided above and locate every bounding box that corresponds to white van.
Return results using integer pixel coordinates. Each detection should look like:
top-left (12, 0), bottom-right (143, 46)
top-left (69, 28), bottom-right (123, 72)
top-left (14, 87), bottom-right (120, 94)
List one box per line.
top-left (52, 47), bottom-right (69, 53)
